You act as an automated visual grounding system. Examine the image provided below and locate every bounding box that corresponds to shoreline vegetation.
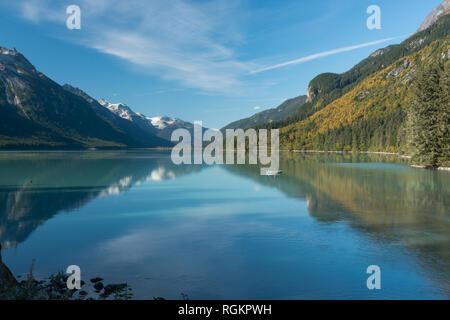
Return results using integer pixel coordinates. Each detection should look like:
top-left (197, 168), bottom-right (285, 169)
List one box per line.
top-left (288, 150), bottom-right (450, 171)
top-left (0, 147), bottom-right (448, 171)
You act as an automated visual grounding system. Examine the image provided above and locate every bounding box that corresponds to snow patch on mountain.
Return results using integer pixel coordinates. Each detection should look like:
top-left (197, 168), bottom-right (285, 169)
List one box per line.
top-left (0, 46), bottom-right (36, 74)
top-left (99, 99), bottom-right (137, 121)
top-left (99, 99), bottom-right (193, 131)
top-left (147, 116), bottom-right (177, 129)
top-left (96, 99), bottom-right (198, 142)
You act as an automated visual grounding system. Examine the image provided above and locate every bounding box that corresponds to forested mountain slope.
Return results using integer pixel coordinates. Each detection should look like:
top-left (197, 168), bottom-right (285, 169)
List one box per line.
top-left (279, 38), bottom-right (449, 155)
top-left (256, 12), bottom-right (450, 132)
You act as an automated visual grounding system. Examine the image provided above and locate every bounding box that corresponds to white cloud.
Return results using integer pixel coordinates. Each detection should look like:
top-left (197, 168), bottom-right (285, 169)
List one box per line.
top-left (10, 1), bottom-right (408, 95)
top-left (253, 106), bottom-right (261, 110)
top-left (19, 0), bottom-right (65, 24)
top-left (21, 1), bottom-right (41, 22)
top-left (249, 36), bottom-right (406, 74)
top-left (13, 0), bottom-right (252, 93)
top-left (89, 29), bottom-right (250, 92)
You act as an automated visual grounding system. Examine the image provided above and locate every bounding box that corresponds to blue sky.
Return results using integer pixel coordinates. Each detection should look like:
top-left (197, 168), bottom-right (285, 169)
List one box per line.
top-left (0, 0), bottom-right (443, 128)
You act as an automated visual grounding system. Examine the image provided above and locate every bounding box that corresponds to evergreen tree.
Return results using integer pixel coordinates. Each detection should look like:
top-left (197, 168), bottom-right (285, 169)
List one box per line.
top-left (406, 61), bottom-right (449, 167)
top-left (437, 61), bottom-right (450, 166)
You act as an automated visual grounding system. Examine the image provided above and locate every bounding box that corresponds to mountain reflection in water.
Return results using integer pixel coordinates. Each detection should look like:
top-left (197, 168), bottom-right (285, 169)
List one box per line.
top-left (0, 151), bottom-right (204, 248)
top-left (0, 151), bottom-right (448, 299)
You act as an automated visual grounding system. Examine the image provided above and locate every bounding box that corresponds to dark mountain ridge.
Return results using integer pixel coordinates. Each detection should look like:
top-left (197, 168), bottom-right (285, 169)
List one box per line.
top-left (222, 95), bottom-right (306, 130)
top-left (0, 47), bottom-right (171, 149)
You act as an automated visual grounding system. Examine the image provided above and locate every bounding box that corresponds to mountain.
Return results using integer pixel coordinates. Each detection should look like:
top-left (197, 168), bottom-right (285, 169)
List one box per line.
top-left (0, 47), bottom-right (169, 149)
top-left (248, 1), bottom-right (450, 166)
top-left (222, 95), bottom-right (307, 130)
top-left (417, 0), bottom-right (450, 32)
top-left (147, 116), bottom-right (195, 141)
top-left (62, 85), bottom-right (170, 147)
top-left (280, 38), bottom-right (448, 150)
top-left (98, 99), bottom-right (196, 141)
top-left (255, 3), bottom-right (450, 132)
top-left (99, 99), bottom-right (148, 123)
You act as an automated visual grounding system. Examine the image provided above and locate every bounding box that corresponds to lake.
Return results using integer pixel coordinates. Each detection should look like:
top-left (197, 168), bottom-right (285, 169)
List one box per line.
top-left (0, 151), bottom-right (449, 299)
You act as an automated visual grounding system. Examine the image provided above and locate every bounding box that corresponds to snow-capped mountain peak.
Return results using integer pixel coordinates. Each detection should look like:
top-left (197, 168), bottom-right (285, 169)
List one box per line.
top-left (99, 99), bottom-right (136, 121)
top-left (0, 46), bottom-right (37, 74)
top-left (98, 99), bottom-right (128, 109)
top-left (146, 116), bottom-right (177, 130)
top-left (96, 98), bottom-right (198, 141)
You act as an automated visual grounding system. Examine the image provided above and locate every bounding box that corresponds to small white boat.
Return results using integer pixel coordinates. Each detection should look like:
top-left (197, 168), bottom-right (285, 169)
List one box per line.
top-left (264, 169), bottom-right (283, 176)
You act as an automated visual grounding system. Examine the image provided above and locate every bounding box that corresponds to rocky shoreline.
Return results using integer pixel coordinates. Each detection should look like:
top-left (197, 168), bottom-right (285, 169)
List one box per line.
top-left (0, 244), bottom-right (133, 300)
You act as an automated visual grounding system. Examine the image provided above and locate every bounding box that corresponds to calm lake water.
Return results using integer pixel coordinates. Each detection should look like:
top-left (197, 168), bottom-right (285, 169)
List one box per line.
top-left (0, 151), bottom-right (449, 299)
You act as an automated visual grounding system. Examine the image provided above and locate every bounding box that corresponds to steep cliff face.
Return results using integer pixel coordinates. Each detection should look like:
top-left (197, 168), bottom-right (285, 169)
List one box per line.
top-left (417, 0), bottom-right (450, 33)
top-left (305, 86), bottom-right (316, 103)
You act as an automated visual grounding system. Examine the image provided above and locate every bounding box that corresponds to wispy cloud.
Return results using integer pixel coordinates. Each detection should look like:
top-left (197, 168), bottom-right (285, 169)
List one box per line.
top-left (12, 0), bottom-right (252, 93)
top-left (18, 0), bottom-right (65, 24)
top-left (249, 36), bottom-right (406, 74)
top-left (9, 1), bottom-right (407, 95)
top-left (253, 106), bottom-right (261, 110)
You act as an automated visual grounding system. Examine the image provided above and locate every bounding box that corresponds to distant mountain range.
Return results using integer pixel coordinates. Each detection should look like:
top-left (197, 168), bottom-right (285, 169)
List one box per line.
top-left (222, 95), bottom-right (306, 130)
top-left (97, 99), bottom-right (195, 141)
top-left (0, 50), bottom-right (197, 149)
